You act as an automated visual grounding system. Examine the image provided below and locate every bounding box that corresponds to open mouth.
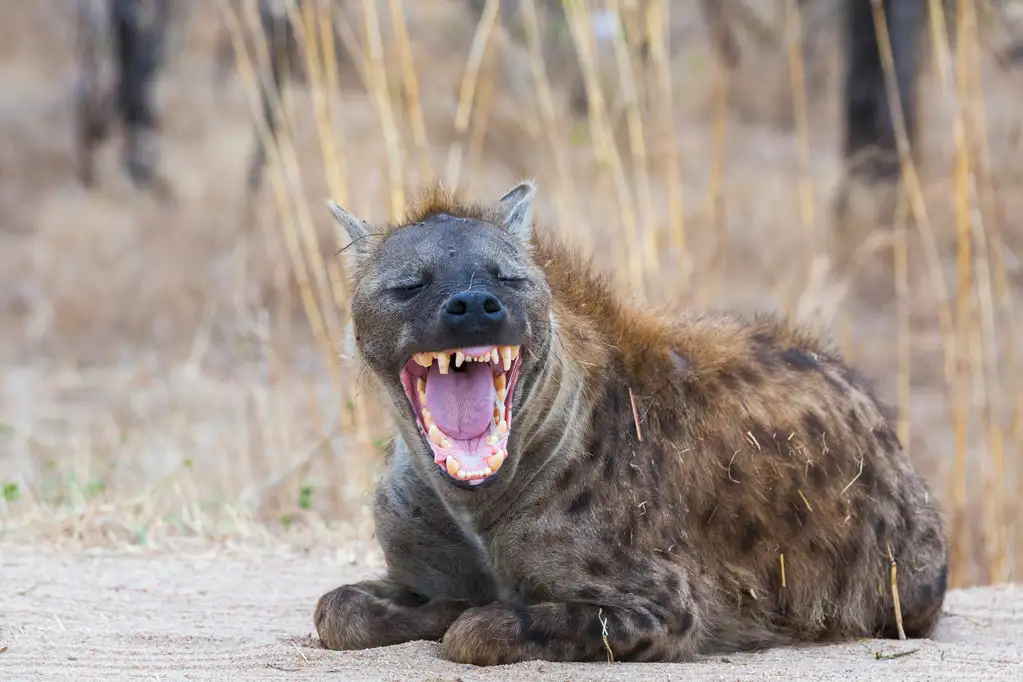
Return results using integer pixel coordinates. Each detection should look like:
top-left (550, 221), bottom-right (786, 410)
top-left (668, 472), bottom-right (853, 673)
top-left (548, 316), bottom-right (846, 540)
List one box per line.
top-left (400, 344), bottom-right (522, 487)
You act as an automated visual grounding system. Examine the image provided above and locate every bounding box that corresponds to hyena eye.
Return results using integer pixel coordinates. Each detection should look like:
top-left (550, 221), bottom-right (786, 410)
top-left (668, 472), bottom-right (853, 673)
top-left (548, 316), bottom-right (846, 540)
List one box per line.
top-left (495, 271), bottom-right (527, 284)
top-left (390, 280), bottom-right (428, 300)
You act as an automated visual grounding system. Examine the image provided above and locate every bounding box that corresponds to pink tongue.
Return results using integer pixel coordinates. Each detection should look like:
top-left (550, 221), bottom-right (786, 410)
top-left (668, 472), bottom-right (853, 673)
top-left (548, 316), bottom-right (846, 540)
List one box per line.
top-left (425, 361), bottom-right (495, 439)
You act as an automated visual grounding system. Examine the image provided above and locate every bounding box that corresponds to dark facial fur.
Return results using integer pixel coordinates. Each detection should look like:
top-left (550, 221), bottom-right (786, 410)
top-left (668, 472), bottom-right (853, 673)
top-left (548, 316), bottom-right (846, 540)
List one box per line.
top-left (315, 182), bottom-right (949, 665)
top-left (332, 183), bottom-right (555, 491)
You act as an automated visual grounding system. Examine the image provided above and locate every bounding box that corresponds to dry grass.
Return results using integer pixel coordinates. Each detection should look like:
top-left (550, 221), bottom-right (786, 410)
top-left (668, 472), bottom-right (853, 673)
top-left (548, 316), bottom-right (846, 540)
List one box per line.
top-left (1, 0), bottom-right (1022, 591)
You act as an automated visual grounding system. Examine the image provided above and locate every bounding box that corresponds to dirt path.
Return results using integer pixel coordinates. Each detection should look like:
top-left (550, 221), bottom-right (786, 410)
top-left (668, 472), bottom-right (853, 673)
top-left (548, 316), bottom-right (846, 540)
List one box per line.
top-left (1, 544), bottom-right (1021, 681)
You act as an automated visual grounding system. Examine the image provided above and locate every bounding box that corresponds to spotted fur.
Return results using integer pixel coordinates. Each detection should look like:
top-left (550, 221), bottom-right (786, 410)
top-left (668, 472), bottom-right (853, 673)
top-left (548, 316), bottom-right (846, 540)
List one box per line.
top-left (314, 181), bottom-right (948, 665)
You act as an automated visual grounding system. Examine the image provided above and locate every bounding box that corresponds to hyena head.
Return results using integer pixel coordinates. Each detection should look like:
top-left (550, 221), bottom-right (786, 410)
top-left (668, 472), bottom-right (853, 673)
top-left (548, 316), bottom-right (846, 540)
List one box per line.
top-left (329, 182), bottom-right (555, 493)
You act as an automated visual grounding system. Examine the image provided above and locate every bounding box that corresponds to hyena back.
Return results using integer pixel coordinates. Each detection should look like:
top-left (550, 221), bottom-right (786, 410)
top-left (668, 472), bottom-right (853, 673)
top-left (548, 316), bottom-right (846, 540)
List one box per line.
top-left (315, 182), bottom-right (948, 665)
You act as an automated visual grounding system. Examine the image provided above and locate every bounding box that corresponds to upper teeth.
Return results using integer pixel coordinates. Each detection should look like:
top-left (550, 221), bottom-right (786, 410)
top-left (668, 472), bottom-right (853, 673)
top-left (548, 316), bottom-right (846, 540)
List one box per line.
top-left (412, 346), bottom-right (520, 375)
top-left (436, 353), bottom-right (450, 375)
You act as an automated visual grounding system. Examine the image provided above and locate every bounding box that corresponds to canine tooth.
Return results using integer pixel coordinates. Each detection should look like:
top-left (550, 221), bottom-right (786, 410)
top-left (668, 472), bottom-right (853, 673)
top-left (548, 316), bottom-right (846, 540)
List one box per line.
top-left (436, 352), bottom-right (450, 374)
top-left (487, 450), bottom-right (506, 472)
top-left (511, 346), bottom-right (520, 360)
top-left (455, 351), bottom-right (465, 367)
top-left (501, 346), bottom-right (513, 371)
top-left (446, 457), bottom-right (460, 477)
top-left (415, 353), bottom-right (433, 368)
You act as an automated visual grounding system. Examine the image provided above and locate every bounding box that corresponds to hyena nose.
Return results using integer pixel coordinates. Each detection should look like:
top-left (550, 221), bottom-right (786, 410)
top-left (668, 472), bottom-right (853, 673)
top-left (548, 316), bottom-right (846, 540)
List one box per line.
top-left (441, 291), bottom-right (506, 331)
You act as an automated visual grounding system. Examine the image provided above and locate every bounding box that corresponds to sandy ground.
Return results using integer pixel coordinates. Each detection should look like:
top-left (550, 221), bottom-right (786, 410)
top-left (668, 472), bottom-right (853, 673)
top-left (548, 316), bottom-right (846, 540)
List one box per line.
top-left (0, 544), bottom-right (1021, 681)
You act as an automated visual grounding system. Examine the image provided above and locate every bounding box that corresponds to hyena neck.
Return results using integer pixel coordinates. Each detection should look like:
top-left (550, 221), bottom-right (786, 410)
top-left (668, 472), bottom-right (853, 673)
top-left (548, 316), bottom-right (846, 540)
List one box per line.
top-left (492, 234), bottom-right (629, 507)
top-left (509, 311), bottom-right (595, 491)
top-left (432, 310), bottom-right (600, 528)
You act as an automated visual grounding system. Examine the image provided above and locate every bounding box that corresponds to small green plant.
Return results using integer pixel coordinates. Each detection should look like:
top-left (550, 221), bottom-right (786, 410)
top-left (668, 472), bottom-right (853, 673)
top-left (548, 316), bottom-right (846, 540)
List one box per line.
top-left (2, 482), bottom-right (20, 502)
top-left (298, 485), bottom-right (314, 510)
top-left (133, 524), bottom-right (151, 547)
top-left (85, 477), bottom-right (106, 498)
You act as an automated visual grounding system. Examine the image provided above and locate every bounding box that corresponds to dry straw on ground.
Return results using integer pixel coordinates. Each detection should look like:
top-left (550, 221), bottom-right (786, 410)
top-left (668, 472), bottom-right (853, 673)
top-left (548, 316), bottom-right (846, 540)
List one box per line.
top-left (1, 0), bottom-right (1022, 592)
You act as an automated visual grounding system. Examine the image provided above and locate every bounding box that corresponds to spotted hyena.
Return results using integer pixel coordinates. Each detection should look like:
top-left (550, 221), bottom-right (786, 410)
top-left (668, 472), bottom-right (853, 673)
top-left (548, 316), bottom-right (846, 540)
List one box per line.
top-left (314, 181), bottom-right (948, 664)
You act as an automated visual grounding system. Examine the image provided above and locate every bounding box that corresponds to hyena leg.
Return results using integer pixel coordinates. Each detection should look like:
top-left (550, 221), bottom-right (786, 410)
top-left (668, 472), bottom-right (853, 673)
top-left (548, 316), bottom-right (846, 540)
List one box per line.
top-left (74, 77), bottom-right (115, 188)
top-left (74, 0), bottom-right (115, 188)
top-left (315, 579), bottom-right (471, 650)
top-left (699, 0), bottom-right (740, 69)
top-left (246, 0), bottom-right (295, 194)
top-left (441, 556), bottom-right (701, 666)
top-left (113, 0), bottom-right (169, 188)
top-left (315, 443), bottom-right (498, 650)
top-left (441, 595), bottom-right (702, 666)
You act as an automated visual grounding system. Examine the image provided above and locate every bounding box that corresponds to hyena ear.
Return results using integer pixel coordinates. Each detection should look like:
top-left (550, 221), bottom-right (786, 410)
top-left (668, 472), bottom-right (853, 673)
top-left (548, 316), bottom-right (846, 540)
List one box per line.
top-left (326, 200), bottom-right (373, 268)
top-left (496, 180), bottom-right (536, 244)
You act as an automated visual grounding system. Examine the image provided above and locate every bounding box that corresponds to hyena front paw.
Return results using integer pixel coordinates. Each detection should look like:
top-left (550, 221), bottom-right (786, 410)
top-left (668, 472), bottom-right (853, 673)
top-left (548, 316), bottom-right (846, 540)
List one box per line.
top-left (441, 599), bottom-right (692, 665)
top-left (441, 602), bottom-right (604, 665)
top-left (441, 603), bottom-right (529, 665)
top-left (315, 580), bottom-right (469, 651)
